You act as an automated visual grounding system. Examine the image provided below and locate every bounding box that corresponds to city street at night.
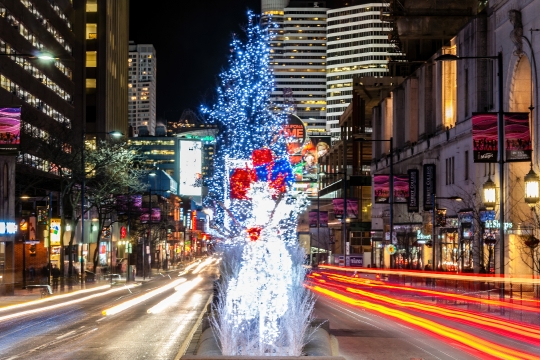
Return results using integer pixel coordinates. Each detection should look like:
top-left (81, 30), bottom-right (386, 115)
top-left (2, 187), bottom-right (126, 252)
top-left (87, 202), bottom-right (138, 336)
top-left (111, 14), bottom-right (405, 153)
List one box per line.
top-left (0, 260), bottom-right (217, 359)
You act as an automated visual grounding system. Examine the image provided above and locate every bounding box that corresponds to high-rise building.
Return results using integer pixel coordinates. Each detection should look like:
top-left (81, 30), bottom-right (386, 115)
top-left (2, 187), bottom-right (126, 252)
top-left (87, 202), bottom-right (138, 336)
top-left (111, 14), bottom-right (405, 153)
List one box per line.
top-left (264, 1), bottom-right (328, 134)
top-left (326, 2), bottom-right (395, 138)
top-left (85, 0), bottom-right (129, 140)
top-left (0, 0), bottom-right (84, 173)
top-left (128, 42), bottom-right (157, 136)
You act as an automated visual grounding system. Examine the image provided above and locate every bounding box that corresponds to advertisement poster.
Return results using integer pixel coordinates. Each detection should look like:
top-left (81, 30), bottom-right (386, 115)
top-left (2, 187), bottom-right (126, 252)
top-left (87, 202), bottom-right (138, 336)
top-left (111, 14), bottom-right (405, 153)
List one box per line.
top-left (423, 164), bottom-right (436, 210)
top-left (179, 140), bottom-right (202, 196)
top-left (408, 169), bottom-right (419, 213)
top-left (332, 198), bottom-right (359, 219)
top-left (50, 219), bottom-right (61, 245)
top-left (292, 135), bottom-right (332, 182)
top-left (373, 174), bottom-right (390, 203)
top-left (0, 107), bottom-right (21, 154)
top-left (472, 113), bottom-right (498, 163)
top-left (282, 114), bottom-right (306, 161)
top-left (394, 174), bottom-right (409, 203)
top-left (505, 112), bottom-right (531, 162)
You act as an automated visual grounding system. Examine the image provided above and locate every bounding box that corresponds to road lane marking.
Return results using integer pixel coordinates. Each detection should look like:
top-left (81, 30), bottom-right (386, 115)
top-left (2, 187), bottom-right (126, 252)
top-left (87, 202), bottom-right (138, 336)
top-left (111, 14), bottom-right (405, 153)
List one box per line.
top-left (56, 330), bottom-right (76, 339)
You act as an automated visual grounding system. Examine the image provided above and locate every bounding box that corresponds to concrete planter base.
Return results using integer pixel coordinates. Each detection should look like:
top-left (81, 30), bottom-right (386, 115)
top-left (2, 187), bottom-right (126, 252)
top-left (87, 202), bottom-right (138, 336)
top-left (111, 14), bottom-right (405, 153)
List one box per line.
top-left (182, 319), bottom-right (344, 360)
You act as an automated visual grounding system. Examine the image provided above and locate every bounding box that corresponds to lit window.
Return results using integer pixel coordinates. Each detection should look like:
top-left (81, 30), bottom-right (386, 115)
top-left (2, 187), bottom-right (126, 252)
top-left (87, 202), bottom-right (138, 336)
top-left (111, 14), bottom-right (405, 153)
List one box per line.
top-left (86, 24), bottom-right (97, 40)
top-left (86, 79), bottom-right (96, 88)
top-left (86, 51), bottom-right (97, 67)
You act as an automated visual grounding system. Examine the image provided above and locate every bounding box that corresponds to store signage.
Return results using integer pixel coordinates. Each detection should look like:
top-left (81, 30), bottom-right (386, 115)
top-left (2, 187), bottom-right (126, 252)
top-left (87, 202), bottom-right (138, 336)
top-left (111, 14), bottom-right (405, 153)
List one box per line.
top-left (0, 221), bottom-right (17, 235)
top-left (485, 220), bottom-right (513, 230)
top-left (408, 169), bottom-right (419, 212)
top-left (423, 164), bottom-right (436, 210)
top-left (416, 229), bottom-right (431, 241)
top-left (349, 255), bottom-right (363, 267)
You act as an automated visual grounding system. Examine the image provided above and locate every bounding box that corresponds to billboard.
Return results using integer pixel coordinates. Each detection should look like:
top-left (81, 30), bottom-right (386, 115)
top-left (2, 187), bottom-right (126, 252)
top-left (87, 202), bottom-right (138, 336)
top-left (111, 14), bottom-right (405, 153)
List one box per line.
top-left (282, 114), bottom-right (307, 161)
top-left (505, 112), bottom-right (531, 162)
top-left (0, 107), bottom-right (21, 154)
top-left (179, 140), bottom-right (202, 196)
top-left (291, 135), bottom-right (332, 182)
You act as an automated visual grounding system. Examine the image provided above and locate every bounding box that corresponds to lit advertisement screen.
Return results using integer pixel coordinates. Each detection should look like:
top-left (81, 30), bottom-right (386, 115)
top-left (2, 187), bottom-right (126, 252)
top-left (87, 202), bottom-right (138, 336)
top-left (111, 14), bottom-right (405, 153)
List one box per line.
top-left (179, 140), bottom-right (202, 196)
top-left (0, 107), bottom-right (21, 154)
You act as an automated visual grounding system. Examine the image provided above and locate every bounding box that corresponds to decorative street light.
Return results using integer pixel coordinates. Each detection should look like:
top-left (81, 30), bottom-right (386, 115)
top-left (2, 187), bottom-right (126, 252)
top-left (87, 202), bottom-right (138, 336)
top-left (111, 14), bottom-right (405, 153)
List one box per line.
top-left (524, 165), bottom-right (540, 208)
top-left (435, 52), bottom-right (506, 299)
top-left (483, 178), bottom-right (497, 210)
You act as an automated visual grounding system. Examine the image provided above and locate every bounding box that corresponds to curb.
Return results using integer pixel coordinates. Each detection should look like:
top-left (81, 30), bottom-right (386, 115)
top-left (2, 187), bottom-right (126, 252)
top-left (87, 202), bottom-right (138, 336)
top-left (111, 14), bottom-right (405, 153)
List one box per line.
top-left (174, 293), bottom-right (214, 360)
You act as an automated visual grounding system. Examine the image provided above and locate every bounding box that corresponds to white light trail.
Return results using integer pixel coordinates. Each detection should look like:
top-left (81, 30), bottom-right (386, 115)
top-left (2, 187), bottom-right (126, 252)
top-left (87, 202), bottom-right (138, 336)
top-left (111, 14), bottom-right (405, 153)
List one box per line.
top-left (0, 285), bottom-right (111, 312)
top-left (147, 277), bottom-right (203, 314)
top-left (0, 284), bottom-right (138, 322)
top-left (102, 278), bottom-right (188, 316)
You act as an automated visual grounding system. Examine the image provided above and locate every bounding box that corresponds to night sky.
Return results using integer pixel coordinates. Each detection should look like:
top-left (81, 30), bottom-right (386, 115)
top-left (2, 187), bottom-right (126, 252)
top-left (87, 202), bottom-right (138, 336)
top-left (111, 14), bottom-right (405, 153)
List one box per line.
top-left (129, 0), bottom-right (261, 123)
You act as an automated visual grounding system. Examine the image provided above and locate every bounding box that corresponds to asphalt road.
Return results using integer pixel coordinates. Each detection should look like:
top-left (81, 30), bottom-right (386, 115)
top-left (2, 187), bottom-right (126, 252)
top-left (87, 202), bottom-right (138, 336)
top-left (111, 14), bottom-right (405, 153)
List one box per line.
top-left (0, 261), bottom-right (218, 360)
top-left (314, 293), bottom-right (482, 360)
top-left (311, 272), bottom-right (540, 360)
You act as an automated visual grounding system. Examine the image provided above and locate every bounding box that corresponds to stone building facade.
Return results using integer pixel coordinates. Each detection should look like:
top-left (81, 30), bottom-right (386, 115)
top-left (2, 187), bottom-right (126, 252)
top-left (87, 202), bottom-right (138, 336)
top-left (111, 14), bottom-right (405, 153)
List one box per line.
top-left (371, 0), bottom-right (540, 275)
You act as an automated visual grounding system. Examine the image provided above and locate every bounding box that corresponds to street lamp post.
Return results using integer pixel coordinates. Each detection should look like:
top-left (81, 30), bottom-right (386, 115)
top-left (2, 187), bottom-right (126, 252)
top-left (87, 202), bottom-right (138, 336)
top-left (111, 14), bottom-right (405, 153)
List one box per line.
top-left (436, 52), bottom-right (505, 299)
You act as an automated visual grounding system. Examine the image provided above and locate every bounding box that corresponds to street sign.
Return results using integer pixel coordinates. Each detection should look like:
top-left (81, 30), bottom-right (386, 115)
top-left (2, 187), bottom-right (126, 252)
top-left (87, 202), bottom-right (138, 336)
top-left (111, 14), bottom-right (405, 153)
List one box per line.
top-left (25, 241), bottom-right (39, 245)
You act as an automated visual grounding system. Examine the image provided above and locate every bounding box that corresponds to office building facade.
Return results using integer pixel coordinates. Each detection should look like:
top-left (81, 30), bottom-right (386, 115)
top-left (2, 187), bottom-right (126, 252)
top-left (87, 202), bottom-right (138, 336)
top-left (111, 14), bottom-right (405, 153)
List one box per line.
top-left (264, 1), bottom-right (329, 134)
top-left (326, 2), bottom-right (395, 139)
top-left (128, 42), bottom-right (157, 136)
top-left (85, 0), bottom-right (129, 140)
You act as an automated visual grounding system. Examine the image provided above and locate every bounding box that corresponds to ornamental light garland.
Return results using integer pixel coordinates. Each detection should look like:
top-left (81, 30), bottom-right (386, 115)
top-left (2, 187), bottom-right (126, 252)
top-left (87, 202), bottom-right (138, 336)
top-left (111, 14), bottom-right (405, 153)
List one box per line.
top-left (201, 11), bottom-right (314, 356)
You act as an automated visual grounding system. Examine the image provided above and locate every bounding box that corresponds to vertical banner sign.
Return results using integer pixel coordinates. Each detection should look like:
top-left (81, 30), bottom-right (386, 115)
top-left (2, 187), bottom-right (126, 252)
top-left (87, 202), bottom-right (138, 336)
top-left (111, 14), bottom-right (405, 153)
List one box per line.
top-left (472, 113), bottom-right (498, 163)
top-left (332, 199), bottom-right (359, 219)
top-left (373, 174), bottom-right (390, 203)
top-left (393, 175), bottom-right (409, 203)
top-left (408, 169), bottom-right (419, 213)
top-left (423, 164), bottom-right (436, 210)
top-left (309, 211), bottom-right (318, 228)
top-left (505, 112), bottom-right (531, 162)
top-left (309, 210), bottom-right (329, 227)
top-left (319, 211), bottom-right (328, 227)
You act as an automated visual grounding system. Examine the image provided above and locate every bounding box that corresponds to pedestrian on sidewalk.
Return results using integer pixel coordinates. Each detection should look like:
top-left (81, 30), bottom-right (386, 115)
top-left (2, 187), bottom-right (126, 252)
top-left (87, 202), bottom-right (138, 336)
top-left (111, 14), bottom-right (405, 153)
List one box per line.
top-left (52, 265), bottom-right (61, 289)
top-left (40, 264), bottom-right (49, 284)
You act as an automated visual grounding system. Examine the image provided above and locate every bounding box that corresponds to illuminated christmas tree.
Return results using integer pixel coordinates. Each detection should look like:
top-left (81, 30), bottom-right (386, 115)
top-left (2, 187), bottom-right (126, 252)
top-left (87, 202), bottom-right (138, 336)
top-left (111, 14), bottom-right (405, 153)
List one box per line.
top-left (201, 11), bottom-right (314, 356)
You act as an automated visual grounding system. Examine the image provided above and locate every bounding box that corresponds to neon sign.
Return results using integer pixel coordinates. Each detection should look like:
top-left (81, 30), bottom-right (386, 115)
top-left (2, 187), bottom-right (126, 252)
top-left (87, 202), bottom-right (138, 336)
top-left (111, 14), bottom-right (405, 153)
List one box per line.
top-left (0, 221), bottom-right (18, 235)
